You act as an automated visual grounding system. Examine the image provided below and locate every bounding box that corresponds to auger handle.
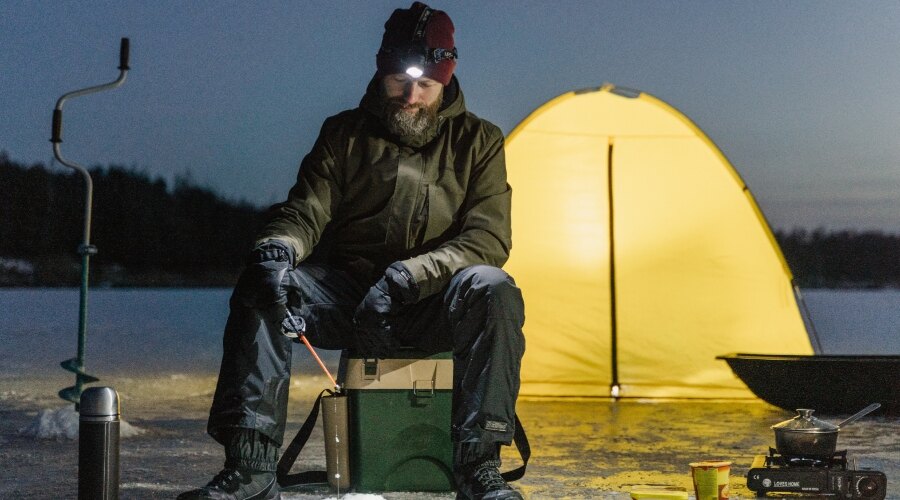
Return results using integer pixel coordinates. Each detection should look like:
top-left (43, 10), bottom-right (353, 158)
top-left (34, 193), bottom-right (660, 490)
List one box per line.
top-left (51, 37), bottom-right (130, 145)
top-left (52, 109), bottom-right (63, 144)
top-left (118, 38), bottom-right (130, 70)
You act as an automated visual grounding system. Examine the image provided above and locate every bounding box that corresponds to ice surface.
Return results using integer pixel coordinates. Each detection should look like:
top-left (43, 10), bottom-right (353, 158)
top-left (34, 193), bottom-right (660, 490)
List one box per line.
top-left (1, 375), bottom-right (895, 499)
top-left (0, 288), bottom-right (897, 497)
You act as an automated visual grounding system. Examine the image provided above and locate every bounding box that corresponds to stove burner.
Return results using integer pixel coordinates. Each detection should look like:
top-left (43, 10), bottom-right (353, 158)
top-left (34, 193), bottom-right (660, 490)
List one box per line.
top-left (765, 447), bottom-right (848, 469)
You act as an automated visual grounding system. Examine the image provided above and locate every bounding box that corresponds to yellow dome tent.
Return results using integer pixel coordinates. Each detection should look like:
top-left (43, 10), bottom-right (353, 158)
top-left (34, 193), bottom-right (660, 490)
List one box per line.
top-left (504, 85), bottom-right (815, 399)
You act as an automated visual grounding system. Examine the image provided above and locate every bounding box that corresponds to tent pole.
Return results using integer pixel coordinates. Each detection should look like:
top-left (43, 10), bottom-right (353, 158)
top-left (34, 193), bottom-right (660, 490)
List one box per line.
top-left (607, 142), bottom-right (621, 399)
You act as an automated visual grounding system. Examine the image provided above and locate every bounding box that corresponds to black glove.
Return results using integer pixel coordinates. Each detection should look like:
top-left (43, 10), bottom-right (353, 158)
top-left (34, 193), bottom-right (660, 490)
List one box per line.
top-left (234, 240), bottom-right (294, 308)
top-left (353, 262), bottom-right (419, 358)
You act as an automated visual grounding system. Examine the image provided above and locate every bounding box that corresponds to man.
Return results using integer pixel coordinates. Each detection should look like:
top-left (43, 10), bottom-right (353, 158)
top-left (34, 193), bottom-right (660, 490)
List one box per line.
top-left (179, 3), bottom-right (525, 499)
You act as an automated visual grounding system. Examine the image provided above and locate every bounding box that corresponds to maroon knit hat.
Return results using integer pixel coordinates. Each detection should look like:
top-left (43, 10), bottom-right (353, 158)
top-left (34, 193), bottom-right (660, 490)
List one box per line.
top-left (376, 2), bottom-right (457, 85)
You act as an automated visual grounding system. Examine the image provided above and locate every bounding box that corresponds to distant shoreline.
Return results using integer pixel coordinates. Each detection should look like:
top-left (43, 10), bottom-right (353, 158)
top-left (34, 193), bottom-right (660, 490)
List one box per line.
top-left (2, 282), bottom-right (899, 291)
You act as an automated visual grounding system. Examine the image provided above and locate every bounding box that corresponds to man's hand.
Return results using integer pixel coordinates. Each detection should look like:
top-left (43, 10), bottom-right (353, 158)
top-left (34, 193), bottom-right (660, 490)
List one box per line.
top-left (234, 240), bottom-right (294, 308)
top-left (353, 262), bottom-right (419, 357)
top-left (353, 276), bottom-right (398, 358)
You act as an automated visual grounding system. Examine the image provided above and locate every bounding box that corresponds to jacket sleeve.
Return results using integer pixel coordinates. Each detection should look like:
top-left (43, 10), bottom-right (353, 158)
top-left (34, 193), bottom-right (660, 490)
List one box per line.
top-left (400, 125), bottom-right (512, 299)
top-left (255, 120), bottom-right (343, 265)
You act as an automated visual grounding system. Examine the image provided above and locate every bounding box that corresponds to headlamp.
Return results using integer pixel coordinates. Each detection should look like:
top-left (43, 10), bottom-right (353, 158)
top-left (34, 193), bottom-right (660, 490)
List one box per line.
top-left (379, 43), bottom-right (458, 79)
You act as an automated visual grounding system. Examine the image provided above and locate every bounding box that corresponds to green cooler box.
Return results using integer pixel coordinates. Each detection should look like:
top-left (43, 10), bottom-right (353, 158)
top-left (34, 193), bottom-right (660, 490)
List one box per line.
top-left (338, 349), bottom-right (454, 492)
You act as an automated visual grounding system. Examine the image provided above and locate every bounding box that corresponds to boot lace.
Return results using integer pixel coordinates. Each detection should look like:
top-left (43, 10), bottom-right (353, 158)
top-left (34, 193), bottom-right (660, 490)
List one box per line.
top-left (206, 468), bottom-right (243, 491)
top-left (474, 460), bottom-right (508, 491)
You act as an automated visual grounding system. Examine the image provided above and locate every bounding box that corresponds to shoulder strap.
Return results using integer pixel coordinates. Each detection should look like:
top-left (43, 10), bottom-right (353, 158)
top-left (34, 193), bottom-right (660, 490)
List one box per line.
top-left (501, 413), bottom-right (531, 482)
top-left (276, 389), bottom-right (328, 487)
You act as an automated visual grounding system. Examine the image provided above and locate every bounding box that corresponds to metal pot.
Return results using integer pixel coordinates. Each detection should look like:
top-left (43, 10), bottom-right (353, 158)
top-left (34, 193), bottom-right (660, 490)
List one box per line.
top-left (771, 403), bottom-right (881, 459)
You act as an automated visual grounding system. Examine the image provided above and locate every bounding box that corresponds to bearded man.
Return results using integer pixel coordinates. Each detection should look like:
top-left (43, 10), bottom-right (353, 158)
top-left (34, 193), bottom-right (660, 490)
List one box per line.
top-left (179, 3), bottom-right (525, 499)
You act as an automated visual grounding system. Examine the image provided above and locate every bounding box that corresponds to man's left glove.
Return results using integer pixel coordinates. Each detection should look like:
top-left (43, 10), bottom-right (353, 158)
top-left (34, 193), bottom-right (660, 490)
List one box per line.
top-left (353, 262), bottom-right (419, 358)
top-left (234, 240), bottom-right (295, 309)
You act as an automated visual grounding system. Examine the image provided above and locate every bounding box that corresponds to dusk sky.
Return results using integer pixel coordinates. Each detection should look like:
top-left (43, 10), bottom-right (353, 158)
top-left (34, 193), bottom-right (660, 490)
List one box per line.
top-left (2, 1), bottom-right (898, 232)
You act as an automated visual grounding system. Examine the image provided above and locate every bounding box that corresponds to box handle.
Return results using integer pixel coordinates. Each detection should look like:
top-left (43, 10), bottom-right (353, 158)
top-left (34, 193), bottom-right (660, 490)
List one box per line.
top-left (363, 358), bottom-right (378, 380)
top-left (413, 379), bottom-right (435, 398)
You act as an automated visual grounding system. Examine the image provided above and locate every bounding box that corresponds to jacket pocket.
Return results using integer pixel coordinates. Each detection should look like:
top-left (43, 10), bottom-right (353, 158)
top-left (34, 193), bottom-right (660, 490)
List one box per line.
top-left (423, 184), bottom-right (457, 241)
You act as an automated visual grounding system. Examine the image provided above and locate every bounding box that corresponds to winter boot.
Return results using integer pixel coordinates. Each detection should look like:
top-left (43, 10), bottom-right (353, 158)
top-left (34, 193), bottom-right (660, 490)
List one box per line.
top-left (178, 428), bottom-right (280, 499)
top-left (175, 467), bottom-right (280, 499)
top-left (454, 442), bottom-right (523, 500)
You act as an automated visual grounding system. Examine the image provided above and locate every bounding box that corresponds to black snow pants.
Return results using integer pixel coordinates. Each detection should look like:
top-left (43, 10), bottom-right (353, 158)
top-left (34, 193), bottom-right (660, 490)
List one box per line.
top-left (207, 263), bottom-right (525, 450)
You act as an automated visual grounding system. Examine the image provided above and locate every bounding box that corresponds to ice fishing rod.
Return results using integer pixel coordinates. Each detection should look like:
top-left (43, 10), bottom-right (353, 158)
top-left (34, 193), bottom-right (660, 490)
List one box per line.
top-left (282, 310), bottom-right (341, 392)
top-left (51, 37), bottom-right (131, 407)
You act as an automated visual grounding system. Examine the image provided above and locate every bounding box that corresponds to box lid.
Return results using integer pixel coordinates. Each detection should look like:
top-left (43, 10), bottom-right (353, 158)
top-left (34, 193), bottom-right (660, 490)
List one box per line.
top-left (339, 350), bottom-right (453, 390)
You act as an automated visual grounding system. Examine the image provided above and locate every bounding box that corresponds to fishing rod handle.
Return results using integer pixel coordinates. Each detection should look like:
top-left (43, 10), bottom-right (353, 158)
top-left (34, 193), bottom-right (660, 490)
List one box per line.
top-left (119, 38), bottom-right (130, 71)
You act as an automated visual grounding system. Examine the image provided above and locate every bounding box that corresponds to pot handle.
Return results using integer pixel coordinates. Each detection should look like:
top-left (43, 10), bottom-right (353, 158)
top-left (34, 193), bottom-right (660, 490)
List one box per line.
top-left (836, 403), bottom-right (881, 428)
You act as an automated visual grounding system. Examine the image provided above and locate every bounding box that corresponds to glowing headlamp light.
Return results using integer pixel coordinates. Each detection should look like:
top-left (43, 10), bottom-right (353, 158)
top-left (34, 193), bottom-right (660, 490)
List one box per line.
top-left (400, 47), bottom-right (427, 78)
top-left (379, 44), bottom-right (458, 79)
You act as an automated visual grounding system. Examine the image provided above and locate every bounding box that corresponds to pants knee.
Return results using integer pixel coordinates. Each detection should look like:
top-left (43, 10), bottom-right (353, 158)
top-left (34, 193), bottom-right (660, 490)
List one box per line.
top-left (457, 265), bottom-right (524, 322)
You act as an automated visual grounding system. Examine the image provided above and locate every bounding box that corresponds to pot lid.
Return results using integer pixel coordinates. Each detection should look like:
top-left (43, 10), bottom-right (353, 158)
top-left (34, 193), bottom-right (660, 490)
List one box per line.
top-left (771, 409), bottom-right (838, 433)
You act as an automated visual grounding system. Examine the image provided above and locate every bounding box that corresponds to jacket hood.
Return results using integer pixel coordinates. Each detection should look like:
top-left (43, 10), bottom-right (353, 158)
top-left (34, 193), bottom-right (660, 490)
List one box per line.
top-left (360, 74), bottom-right (466, 148)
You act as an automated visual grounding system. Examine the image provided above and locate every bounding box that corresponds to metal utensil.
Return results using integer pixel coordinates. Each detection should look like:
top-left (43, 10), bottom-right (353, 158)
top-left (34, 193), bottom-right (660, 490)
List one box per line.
top-left (836, 402), bottom-right (881, 428)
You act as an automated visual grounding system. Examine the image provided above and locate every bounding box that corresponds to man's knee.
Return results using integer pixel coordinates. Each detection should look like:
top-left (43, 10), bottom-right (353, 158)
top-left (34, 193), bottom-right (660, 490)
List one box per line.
top-left (455, 265), bottom-right (524, 321)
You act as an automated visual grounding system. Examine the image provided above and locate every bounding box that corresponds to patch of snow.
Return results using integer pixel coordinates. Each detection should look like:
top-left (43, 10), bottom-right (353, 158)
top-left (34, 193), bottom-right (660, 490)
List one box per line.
top-left (1, 390), bottom-right (34, 402)
top-left (120, 418), bottom-right (145, 437)
top-left (20, 406), bottom-right (79, 439)
top-left (120, 482), bottom-right (183, 492)
top-left (19, 406), bottom-right (145, 440)
top-left (322, 495), bottom-right (386, 500)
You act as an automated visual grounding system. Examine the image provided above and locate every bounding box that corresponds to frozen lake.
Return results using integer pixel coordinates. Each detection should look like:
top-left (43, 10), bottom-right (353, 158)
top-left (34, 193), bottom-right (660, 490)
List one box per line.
top-left (0, 288), bottom-right (897, 376)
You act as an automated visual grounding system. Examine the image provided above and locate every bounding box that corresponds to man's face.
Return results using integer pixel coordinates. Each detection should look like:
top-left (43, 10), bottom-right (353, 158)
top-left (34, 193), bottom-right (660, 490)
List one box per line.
top-left (380, 73), bottom-right (444, 137)
top-left (382, 73), bottom-right (444, 109)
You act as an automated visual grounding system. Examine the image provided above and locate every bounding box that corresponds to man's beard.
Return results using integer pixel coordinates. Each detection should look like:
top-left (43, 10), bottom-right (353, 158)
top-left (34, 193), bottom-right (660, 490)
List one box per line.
top-left (382, 91), bottom-right (442, 138)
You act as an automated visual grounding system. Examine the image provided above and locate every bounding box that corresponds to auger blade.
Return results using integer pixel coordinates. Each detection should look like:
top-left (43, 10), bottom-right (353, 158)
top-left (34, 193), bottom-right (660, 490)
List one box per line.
top-left (58, 386), bottom-right (81, 404)
top-left (60, 358), bottom-right (99, 382)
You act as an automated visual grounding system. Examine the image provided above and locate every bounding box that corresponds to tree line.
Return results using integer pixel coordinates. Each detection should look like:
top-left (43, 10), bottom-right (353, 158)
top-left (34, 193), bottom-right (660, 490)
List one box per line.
top-left (1, 152), bottom-right (898, 288)
top-left (1, 152), bottom-right (264, 286)
top-left (774, 228), bottom-right (899, 289)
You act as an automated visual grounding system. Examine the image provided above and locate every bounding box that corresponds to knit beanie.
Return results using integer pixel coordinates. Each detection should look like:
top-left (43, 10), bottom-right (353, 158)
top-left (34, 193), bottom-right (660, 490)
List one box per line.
top-left (376, 2), bottom-right (457, 85)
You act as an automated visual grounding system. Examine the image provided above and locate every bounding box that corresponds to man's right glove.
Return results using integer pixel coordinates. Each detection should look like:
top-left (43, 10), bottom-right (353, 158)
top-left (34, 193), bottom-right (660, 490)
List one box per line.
top-left (234, 240), bottom-right (294, 309)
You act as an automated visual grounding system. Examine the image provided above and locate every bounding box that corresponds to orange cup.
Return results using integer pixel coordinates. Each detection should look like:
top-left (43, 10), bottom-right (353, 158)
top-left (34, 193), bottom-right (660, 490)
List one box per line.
top-left (689, 461), bottom-right (731, 500)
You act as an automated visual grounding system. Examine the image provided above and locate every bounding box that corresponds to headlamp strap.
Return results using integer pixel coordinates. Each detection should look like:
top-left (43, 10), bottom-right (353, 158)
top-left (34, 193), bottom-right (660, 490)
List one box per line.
top-left (412, 6), bottom-right (434, 42)
top-left (413, 6), bottom-right (457, 63)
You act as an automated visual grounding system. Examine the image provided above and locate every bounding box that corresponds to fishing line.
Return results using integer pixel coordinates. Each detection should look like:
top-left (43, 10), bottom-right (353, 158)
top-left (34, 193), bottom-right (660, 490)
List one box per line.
top-left (331, 394), bottom-right (343, 496)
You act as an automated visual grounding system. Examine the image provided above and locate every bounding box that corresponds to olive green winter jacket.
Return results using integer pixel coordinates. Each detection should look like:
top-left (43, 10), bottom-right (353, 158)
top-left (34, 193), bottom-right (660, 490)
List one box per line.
top-left (256, 76), bottom-right (512, 301)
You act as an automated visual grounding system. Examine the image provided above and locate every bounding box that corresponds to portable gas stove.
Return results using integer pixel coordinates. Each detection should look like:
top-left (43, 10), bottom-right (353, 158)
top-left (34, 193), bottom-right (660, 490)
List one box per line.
top-left (747, 448), bottom-right (886, 498)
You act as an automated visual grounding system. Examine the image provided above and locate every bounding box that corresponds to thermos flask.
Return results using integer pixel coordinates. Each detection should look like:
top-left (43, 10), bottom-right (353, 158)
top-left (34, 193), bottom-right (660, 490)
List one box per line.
top-left (79, 386), bottom-right (120, 499)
